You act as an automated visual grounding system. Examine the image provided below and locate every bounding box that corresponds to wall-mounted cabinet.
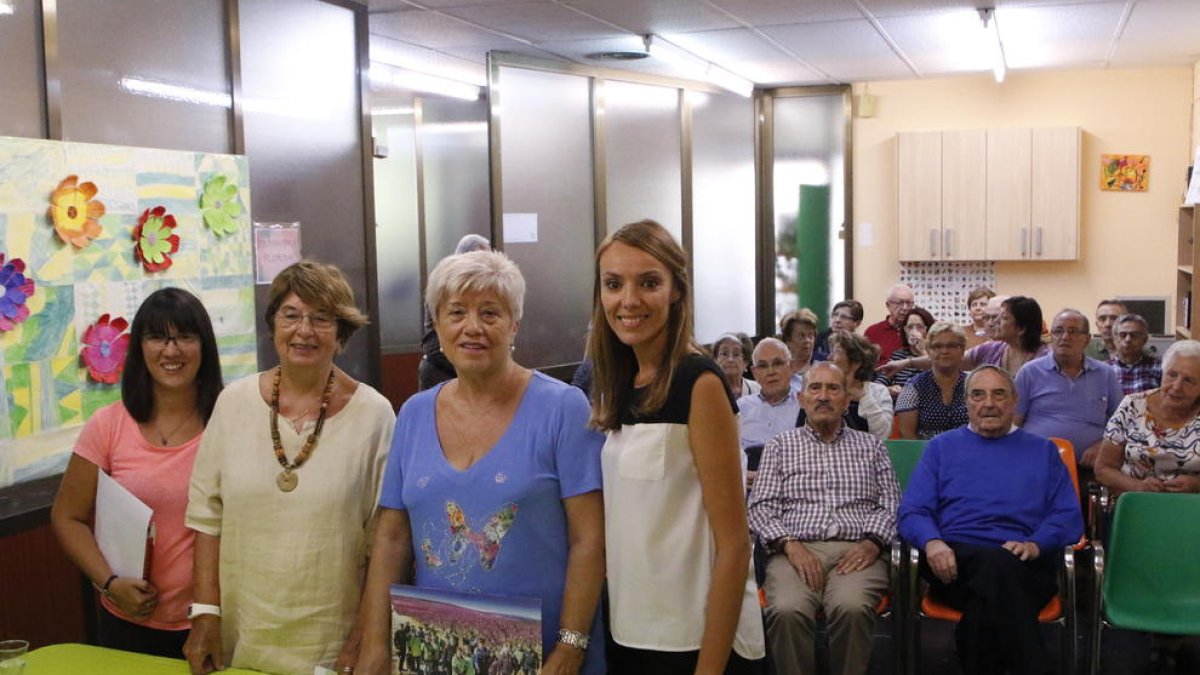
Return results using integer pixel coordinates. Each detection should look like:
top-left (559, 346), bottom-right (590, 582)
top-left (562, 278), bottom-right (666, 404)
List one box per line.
top-left (898, 126), bottom-right (1080, 261)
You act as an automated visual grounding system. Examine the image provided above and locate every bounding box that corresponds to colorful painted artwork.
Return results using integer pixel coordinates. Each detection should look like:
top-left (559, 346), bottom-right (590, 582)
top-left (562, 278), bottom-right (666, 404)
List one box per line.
top-left (1101, 154), bottom-right (1150, 192)
top-left (0, 136), bottom-right (256, 489)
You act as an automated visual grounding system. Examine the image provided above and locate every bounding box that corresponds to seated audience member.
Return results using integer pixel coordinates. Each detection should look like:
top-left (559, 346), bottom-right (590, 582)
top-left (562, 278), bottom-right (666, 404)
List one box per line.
top-left (780, 308), bottom-right (820, 386)
top-left (712, 332), bottom-right (760, 399)
top-left (1095, 339), bottom-right (1200, 497)
top-left (1014, 309), bottom-right (1123, 469)
top-left (814, 300), bottom-right (864, 362)
top-left (738, 338), bottom-right (799, 450)
top-left (1107, 314), bottom-right (1162, 396)
top-left (878, 306), bottom-right (936, 397)
top-left (896, 322), bottom-right (969, 440)
top-left (825, 331), bottom-right (893, 441)
top-left (1086, 298), bottom-right (1127, 362)
top-left (898, 365), bottom-right (1083, 675)
top-left (748, 362), bottom-right (900, 675)
top-left (864, 284), bottom-right (915, 365)
top-left (963, 286), bottom-right (996, 349)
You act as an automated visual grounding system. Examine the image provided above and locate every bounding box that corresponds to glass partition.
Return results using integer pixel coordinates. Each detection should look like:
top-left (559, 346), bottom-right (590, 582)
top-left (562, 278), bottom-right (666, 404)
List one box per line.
top-left (372, 98), bottom-right (422, 350)
top-left (691, 91), bottom-right (756, 342)
top-left (0, 0), bottom-right (46, 138)
top-left (495, 66), bottom-right (594, 369)
top-left (601, 80), bottom-right (682, 241)
top-left (421, 97), bottom-right (490, 264)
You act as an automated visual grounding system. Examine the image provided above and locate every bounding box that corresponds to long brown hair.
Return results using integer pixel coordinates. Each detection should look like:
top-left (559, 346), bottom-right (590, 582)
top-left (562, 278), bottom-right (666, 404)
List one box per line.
top-left (588, 220), bottom-right (697, 431)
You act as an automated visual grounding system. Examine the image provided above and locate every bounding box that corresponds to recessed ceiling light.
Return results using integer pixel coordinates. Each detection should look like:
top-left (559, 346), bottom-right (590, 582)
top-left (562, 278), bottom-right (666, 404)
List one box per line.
top-left (585, 51), bottom-right (649, 61)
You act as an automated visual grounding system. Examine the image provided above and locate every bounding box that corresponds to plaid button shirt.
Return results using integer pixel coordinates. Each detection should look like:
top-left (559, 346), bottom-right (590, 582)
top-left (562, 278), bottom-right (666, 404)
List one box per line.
top-left (747, 423), bottom-right (900, 546)
top-left (1108, 354), bottom-right (1162, 396)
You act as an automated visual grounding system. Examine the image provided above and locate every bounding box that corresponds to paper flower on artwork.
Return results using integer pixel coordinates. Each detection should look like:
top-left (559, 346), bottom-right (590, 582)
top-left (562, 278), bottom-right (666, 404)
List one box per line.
top-left (132, 206), bottom-right (181, 273)
top-left (0, 253), bottom-right (36, 332)
top-left (200, 174), bottom-right (242, 237)
top-left (81, 314), bottom-right (130, 384)
top-left (48, 175), bottom-right (106, 247)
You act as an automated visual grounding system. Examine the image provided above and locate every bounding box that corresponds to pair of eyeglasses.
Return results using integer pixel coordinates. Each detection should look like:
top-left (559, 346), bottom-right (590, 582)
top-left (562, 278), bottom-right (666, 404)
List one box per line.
top-left (277, 309), bottom-right (336, 331)
top-left (752, 358), bottom-right (790, 371)
top-left (715, 349), bottom-right (744, 360)
top-left (927, 342), bottom-right (964, 351)
top-left (143, 333), bottom-right (200, 348)
top-left (887, 300), bottom-right (915, 308)
top-left (968, 389), bottom-right (1011, 402)
top-left (1050, 327), bottom-right (1088, 337)
top-left (1115, 331), bottom-right (1147, 339)
top-left (831, 312), bottom-right (857, 321)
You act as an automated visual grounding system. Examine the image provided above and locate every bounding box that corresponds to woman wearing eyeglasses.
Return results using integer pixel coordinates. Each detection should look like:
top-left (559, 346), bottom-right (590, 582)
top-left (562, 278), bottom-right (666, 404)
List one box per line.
top-left (52, 288), bottom-right (224, 657)
top-left (184, 262), bottom-right (396, 675)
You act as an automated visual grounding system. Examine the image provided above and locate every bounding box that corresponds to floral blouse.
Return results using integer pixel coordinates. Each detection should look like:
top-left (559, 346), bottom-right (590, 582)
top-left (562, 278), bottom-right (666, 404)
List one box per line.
top-left (1103, 389), bottom-right (1200, 480)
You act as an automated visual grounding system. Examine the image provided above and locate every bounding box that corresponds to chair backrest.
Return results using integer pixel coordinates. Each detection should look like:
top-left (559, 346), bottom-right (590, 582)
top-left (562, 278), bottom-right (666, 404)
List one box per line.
top-left (1103, 492), bottom-right (1200, 633)
top-left (885, 439), bottom-right (926, 491)
top-left (1049, 437), bottom-right (1080, 498)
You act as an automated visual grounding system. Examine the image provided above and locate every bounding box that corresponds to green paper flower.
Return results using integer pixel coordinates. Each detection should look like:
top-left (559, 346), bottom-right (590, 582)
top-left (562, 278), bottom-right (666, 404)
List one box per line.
top-left (200, 174), bottom-right (242, 236)
top-left (133, 206), bottom-right (180, 273)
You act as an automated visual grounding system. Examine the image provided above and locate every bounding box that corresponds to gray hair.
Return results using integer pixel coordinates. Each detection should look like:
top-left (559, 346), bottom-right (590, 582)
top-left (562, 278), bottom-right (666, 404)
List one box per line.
top-left (1053, 308), bottom-right (1090, 333)
top-left (753, 337), bottom-right (790, 361)
top-left (964, 364), bottom-right (1016, 394)
top-left (454, 233), bottom-right (491, 255)
top-left (1163, 340), bottom-right (1200, 371)
top-left (927, 321), bottom-right (966, 345)
top-left (426, 250), bottom-right (525, 323)
top-left (1115, 313), bottom-right (1149, 334)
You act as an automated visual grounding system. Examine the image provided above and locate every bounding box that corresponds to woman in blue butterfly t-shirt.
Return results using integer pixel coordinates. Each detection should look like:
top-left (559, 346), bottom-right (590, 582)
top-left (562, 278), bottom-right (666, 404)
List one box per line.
top-left (352, 250), bottom-right (606, 675)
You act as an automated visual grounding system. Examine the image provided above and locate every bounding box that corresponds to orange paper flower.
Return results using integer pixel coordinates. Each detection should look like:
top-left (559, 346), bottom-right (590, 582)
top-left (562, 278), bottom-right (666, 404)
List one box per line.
top-left (48, 175), bottom-right (106, 247)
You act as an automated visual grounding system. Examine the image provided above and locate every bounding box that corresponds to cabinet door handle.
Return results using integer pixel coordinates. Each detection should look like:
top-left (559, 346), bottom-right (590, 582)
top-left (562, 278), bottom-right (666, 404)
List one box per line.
top-left (1036, 227), bottom-right (1043, 256)
top-left (1020, 228), bottom-right (1028, 256)
top-left (944, 229), bottom-right (953, 258)
top-left (930, 228), bottom-right (938, 257)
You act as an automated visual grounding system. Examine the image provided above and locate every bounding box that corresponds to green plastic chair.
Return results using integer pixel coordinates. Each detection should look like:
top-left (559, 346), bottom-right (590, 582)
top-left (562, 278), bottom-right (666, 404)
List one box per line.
top-left (885, 439), bottom-right (926, 491)
top-left (1090, 492), bottom-right (1200, 675)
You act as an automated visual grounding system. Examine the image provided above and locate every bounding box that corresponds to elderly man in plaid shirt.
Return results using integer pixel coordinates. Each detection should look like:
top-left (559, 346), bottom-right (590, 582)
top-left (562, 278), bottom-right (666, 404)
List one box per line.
top-left (1107, 313), bottom-right (1162, 395)
top-left (747, 362), bottom-right (901, 675)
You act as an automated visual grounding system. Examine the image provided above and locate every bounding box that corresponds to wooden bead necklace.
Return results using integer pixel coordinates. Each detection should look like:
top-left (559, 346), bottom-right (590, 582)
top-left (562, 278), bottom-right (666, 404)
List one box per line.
top-left (270, 365), bottom-right (336, 492)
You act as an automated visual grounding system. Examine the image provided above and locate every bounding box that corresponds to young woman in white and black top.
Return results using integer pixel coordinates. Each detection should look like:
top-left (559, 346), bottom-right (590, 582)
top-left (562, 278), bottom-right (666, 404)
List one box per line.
top-left (588, 219), bottom-right (765, 675)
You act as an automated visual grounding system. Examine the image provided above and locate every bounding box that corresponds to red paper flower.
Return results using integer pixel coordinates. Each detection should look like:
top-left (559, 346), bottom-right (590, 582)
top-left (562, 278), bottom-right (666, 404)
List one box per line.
top-left (0, 253), bottom-right (36, 332)
top-left (132, 206), bottom-right (180, 273)
top-left (81, 314), bottom-right (130, 384)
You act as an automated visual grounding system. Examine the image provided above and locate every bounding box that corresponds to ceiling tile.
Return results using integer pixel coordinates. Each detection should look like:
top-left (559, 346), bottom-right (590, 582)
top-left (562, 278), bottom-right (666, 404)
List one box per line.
top-left (997, 3), bottom-right (1124, 70)
top-left (370, 9), bottom-right (515, 48)
top-left (1109, 0), bottom-right (1200, 66)
top-left (441, 1), bottom-right (627, 42)
top-left (706, 0), bottom-right (862, 26)
top-left (761, 19), bottom-right (916, 82)
top-left (879, 9), bottom-right (994, 76)
top-left (369, 0), bottom-right (532, 11)
top-left (663, 28), bottom-right (834, 84)
top-left (369, 34), bottom-right (489, 84)
top-left (556, 0), bottom-right (742, 34)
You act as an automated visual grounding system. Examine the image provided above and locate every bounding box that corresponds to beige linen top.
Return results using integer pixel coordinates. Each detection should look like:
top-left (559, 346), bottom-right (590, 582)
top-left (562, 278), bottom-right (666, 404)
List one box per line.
top-left (187, 374), bottom-right (395, 675)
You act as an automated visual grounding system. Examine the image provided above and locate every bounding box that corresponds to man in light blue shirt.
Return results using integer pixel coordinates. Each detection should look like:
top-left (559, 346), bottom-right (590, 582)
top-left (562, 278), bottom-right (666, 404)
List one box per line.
top-left (738, 338), bottom-right (800, 450)
top-left (1014, 309), bottom-right (1123, 467)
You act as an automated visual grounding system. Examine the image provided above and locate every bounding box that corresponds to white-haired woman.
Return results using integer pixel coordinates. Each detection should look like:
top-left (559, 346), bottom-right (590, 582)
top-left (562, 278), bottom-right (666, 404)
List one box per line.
top-left (354, 250), bottom-right (606, 675)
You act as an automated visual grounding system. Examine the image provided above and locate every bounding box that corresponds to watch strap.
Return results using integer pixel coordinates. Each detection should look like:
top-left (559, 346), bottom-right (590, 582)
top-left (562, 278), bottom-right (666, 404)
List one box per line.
top-left (188, 603), bottom-right (222, 619)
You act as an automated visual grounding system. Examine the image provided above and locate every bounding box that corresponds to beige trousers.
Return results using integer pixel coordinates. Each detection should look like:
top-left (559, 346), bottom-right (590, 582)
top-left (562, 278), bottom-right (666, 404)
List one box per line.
top-left (762, 540), bottom-right (888, 675)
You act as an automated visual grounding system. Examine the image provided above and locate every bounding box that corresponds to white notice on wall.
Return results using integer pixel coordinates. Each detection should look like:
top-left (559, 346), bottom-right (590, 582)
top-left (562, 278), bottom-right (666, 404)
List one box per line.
top-left (254, 222), bottom-right (302, 284)
top-left (503, 213), bottom-right (538, 244)
top-left (1186, 147), bottom-right (1200, 206)
top-left (858, 222), bottom-right (874, 247)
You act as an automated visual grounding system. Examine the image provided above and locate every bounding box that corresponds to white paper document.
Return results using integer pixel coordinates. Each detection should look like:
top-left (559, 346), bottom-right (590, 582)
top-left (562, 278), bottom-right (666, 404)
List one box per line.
top-left (1187, 147), bottom-right (1200, 206)
top-left (95, 471), bottom-right (154, 579)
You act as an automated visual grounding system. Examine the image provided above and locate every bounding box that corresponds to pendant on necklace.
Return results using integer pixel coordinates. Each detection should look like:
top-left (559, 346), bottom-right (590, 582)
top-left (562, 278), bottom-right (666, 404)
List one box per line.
top-left (160, 435), bottom-right (169, 445)
top-left (276, 470), bottom-right (299, 492)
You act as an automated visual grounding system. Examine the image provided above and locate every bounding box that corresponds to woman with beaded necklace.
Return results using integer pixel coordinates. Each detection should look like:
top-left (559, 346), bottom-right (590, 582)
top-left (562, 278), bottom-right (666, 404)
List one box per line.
top-left (184, 261), bottom-right (395, 675)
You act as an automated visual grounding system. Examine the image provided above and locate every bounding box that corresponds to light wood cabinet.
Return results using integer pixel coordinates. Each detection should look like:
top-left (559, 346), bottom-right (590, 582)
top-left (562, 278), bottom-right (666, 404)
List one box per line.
top-left (1178, 205), bottom-right (1198, 338)
top-left (897, 126), bottom-right (1080, 262)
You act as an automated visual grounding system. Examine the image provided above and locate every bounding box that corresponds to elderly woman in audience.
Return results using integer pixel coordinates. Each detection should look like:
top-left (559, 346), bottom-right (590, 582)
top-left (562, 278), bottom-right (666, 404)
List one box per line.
top-left (814, 299), bottom-right (863, 362)
top-left (963, 286), bottom-right (995, 349)
top-left (355, 250), bottom-right (606, 675)
top-left (780, 308), bottom-right (820, 387)
top-left (878, 306), bottom-right (936, 397)
top-left (885, 296), bottom-right (1046, 380)
top-left (895, 322), bottom-right (969, 440)
top-left (1107, 313), bottom-right (1162, 396)
top-left (712, 332), bottom-right (760, 399)
top-left (1094, 339), bottom-right (1200, 496)
top-left (827, 331), bottom-right (893, 441)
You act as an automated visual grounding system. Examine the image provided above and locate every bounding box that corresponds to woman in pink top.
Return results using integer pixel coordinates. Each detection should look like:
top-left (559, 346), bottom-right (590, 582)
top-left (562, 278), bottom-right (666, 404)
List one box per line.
top-left (52, 288), bottom-right (223, 657)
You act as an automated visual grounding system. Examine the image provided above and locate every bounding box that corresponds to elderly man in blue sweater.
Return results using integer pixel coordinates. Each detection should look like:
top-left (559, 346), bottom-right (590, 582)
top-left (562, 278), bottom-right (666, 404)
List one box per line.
top-left (899, 365), bottom-right (1083, 675)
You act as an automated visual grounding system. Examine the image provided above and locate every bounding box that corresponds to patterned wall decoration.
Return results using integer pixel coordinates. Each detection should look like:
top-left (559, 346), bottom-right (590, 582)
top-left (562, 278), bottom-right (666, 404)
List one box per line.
top-left (899, 260), bottom-right (997, 325)
top-left (0, 136), bottom-right (256, 490)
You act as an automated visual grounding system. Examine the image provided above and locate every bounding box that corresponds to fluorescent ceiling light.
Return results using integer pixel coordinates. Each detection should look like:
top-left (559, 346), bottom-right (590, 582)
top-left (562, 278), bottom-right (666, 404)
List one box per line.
top-left (646, 34), bottom-right (755, 98)
top-left (370, 107), bottom-right (415, 116)
top-left (119, 77), bottom-right (232, 108)
top-left (371, 64), bottom-right (482, 102)
top-left (0, 1), bottom-right (14, 16)
top-left (979, 8), bottom-right (1007, 83)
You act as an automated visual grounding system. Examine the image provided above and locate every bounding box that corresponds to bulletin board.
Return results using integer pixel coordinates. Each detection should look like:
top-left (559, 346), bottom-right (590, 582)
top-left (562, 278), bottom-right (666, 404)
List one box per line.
top-left (899, 260), bottom-right (997, 324)
top-left (0, 136), bottom-right (257, 490)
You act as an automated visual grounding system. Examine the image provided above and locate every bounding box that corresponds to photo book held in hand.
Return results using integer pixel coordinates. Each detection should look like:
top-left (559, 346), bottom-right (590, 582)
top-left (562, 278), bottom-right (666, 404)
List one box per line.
top-left (389, 584), bottom-right (541, 675)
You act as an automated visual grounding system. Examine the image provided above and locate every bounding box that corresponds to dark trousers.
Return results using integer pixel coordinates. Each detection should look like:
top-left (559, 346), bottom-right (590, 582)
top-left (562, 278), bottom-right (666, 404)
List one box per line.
top-left (920, 542), bottom-right (1057, 675)
top-left (607, 642), bottom-right (764, 675)
top-left (97, 608), bottom-right (188, 659)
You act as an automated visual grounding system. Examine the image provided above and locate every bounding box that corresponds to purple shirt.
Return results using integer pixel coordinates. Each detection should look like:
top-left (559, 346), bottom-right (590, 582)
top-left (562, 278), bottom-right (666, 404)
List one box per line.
top-left (1014, 354), bottom-right (1124, 456)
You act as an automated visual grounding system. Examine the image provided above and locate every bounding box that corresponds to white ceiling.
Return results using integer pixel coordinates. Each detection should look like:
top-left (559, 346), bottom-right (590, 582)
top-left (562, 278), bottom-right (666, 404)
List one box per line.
top-left (366, 0), bottom-right (1200, 89)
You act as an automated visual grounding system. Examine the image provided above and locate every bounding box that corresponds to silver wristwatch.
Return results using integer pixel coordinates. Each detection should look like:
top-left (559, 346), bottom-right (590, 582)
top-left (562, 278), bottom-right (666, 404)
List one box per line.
top-left (557, 628), bottom-right (590, 651)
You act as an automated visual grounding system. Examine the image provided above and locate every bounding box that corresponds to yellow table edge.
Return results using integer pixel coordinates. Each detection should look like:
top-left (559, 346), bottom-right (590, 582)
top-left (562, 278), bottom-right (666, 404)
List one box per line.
top-left (25, 643), bottom-right (263, 674)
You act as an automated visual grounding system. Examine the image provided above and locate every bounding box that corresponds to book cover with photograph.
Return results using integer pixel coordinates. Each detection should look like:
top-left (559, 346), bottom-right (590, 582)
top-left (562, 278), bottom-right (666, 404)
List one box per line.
top-left (389, 584), bottom-right (541, 675)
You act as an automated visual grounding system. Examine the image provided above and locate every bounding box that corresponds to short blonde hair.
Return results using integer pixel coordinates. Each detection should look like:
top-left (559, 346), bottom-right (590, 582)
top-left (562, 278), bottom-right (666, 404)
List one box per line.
top-left (265, 260), bottom-right (368, 346)
top-left (425, 250), bottom-right (526, 323)
top-left (927, 321), bottom-right (966, 345)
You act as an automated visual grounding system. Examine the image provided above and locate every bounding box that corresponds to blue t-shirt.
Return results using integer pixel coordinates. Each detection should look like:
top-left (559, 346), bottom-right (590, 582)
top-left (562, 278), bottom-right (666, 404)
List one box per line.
top-left (380, 372), bottom-right (605, 673)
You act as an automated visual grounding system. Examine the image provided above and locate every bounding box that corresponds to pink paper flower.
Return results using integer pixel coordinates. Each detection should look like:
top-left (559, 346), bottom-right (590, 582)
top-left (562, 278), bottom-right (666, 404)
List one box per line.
top-left (81, 314), bottom-right (130, 384)
top-left (0, 253), bottom-right (35, 332)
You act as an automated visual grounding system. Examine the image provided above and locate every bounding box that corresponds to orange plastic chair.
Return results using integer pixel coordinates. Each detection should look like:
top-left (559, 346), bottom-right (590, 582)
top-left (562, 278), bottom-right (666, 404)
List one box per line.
top-left (903, 437), bottom-right (1080, 675)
